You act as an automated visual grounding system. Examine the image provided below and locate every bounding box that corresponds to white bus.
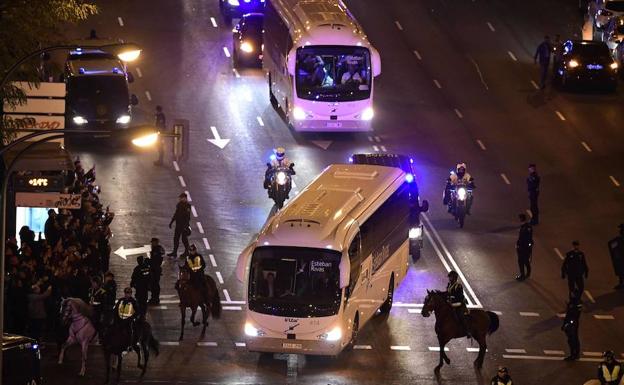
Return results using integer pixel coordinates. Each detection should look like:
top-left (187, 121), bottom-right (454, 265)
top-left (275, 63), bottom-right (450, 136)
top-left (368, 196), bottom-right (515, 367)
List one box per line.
top-left (236, 163), bottom-right (414, 355)
top-left (263, 0), bottom-right (381, 131)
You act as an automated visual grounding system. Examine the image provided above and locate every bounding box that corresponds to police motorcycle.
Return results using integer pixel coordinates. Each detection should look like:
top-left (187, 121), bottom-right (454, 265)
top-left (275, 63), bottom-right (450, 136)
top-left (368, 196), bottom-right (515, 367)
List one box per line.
top-left (448, 182), bottom-right (472, 228)
top-left (265, 155), bottom-right (295, 210)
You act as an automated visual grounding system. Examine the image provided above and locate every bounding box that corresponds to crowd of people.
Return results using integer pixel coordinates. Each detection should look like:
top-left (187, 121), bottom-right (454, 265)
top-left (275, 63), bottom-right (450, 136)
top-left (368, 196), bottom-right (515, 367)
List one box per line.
top-left (4, 158), bottom-right (116, 345)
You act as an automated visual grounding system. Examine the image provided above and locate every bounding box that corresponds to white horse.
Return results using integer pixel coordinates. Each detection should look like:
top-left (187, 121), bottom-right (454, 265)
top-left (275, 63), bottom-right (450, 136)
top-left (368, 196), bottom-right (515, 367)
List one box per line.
top-left (57, 298), bottom-right (98, 376)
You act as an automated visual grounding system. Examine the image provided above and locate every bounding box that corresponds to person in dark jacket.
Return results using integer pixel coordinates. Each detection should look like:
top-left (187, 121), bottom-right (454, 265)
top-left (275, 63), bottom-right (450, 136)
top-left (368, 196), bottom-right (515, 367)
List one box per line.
top-left (527, 164), bottom-right (540, 225)
top-left (607, 224), bottom-right (624, 289)
top-left (153, 105), bottom-right (167, 166)
top-left (101, 271), bottom-right (117, 327)
top-left (130, 256), bottom-right (151, 316)
top-left (44, 209), bottom-right (59, 246)
top-left (490, 366), bottom-right (513, 385)
top-left (88, 276), bottom-right (106, 334)
top-left (446, 270), bottom-right (470, 338)
top-left (168, 192), bottom-right (191, 258)
top-left (515, 213), bottom-right (533, 281)
top-left (562, 295), bottom-right (582, 361)
top-left (534, 35), bottom-right (552, 89)
top-left (562, 241), bottom-right (589, 300)
top-left (148, 237), bottom-right (164, 305)
top-left (28, 284), bottom-right (52, 342)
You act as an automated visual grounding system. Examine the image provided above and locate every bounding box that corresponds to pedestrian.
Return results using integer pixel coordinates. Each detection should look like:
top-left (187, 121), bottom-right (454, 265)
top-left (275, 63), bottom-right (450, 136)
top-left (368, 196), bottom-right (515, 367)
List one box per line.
top-left (534, 35), bottom-right (552, 89)
top-left (27, 284), bottom-right (52, 343)
top-left (515, 213), bottom-right (534, 281)
top-left (148, 237), bottom-right (164, 305)
top-left (607, 224), bottom-right (624, 289)
top-left (490, 366), bottom-right (513, 385)
top-left (153, 105), bottom-right (166, 166)
top-left (527, 163), bottom-right (540, 225)
top-left (597, 350), bottom-right (623, 385)
top-left (167, 192), bottom-right (192, 258)
top-left (552, 34), bottom-right (564, 78)
top-left (130, 256), bottom-right (151, 316)
top-left (562, 241), bottom-right (589, 300)
top-left (562, 294), bottom-right (582, 361)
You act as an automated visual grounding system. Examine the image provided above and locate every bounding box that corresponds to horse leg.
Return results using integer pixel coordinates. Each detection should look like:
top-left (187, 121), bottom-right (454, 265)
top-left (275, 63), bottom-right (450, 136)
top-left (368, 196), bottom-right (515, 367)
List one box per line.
top-left (133, 344), bottom-right (143, 370)
top-left (104, 352), bottom-right (110, 384)
top-left (79, 340), bottom-right (89, 376)
top-left (434, 336), bottom-right (450, 372)
top-left (116, 354), bottom-right (123, 382)
top-left (179, 306), bottom-right (186, 341)
top-left (58, 335), bottom-right (76, 364)
top-left (191, 307), bottom-right (199, 327)
top-left (474, 334), bottom-right (486, 369)
top-left (140, 340), bottom-right (149, 377)
top-left (199, 304), bottom-right (208, 339)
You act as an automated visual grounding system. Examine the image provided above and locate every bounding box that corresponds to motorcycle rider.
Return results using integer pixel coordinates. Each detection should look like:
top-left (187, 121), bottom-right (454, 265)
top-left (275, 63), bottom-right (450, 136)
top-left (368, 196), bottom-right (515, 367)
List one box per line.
top-left (597, 350), bottom-right (623, 385)
top-left (444, 163), bottom-right (475, 214)
top-left (446, 270), bottom-right (471, 338)
top-left (264, 147), bottom-right (295, 199)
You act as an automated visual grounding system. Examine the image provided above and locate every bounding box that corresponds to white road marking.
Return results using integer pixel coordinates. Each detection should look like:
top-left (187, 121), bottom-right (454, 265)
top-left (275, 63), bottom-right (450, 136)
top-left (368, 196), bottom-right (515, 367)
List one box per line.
top-left (368, 136), bottom-right (373, 142)
top-left (232, 68), bottom-right (240, 78)
top-left (159, 299), bottom-right (180, 304)
top-left (505, 349), bottom-right (527, 354)
top-left (584, 290), bottom-right (596, 303)
top-left (209, 254), bottom-right (217, 267)
top-left (394, 303), bottom-right (423, 307)
top-left (413, 50), bottom-right (422, 60)
top-left (554, 247), bottom-right (564, 260)
top-left (185, 190), bottom-right (192, 202)
top-left (223, 47), bottom-right (231, 58)
top-left (117, 17), bottom-right (124, 26)
top-left (407, 309), bottom-right (420, 313)
top-left (500, 173), bottom-right (511, 185)
top-left (178, 175), bottom-right (186, 187)
top-left (354, 345), bottom-right (373, 350)
top-left (380, 145), bottom-right (387, 152)
top-left (519, 312), bottom-right (540, 317)
top-left (136, 67), bottom-right (143, 78)
top-left (374, 136), bottom-right (381, 142)
top-left (508, 51), bottom-right (517, 61)
top-left (191, 206), bottom-right (198, 218)
top-left (492, 311), bottom-right (503, 315)
top-left (210, 17), bottom-right (218, 28)
top-left (257, 116), bottom-right (265, 126)
top-left (223, 289), bottom-right (232, 302)
top-left (145, 91), bottom-right (152, 101)
top-left (235, 342), bottom-right (246, 347)
top-left (583, 352), bottom-right (603, 357)
top-left (216, 271), bottom-right (224, 284)
top-left (594, 314), bottom-right (615, 320)
top-left (557, 313), bottom-right (566, 318)
top-left (467, 347), bottom-right (487, 352)
top-left (160, 294), bottom-right (177, 298)
top-left (197, 342), bottom-right (218, 347)
top-left (504, 355), bottom-right (603, 362)
top-left (476, 139), bottom-right (486, 150)
top-left (468, 56), bottom-right (489, 90)
top-left (454, 108), bottom-right (463, 119)
top-left (160, 341), bottom-right (179, 346)
top-left (223, 300), bottom-right (246, 305)
top-left (581, 141), bottom-right (592, 152)
top-left (391, 346), bottom-right (411, 351)
top-left (173, 160), bottom-right (180, 172)
top-left (530, 80), bottom-right (539, 90)
top-left (428, 347), bottom-right (449, 352)
top-left (433, 79), bottom-right (442, 89)
top-left (395, 21), bottom-right (403, 31)
top-left (610, 175), bottom-right (621, 187)
top-left (544, 350), bottom-right (565, 355)
top-left (487, 22), bottom-right (495, 32)
top-left (150, 305), bottom-right (168, 310)
top-left (223, 306), bottom-right (242, 311)
top-left (372, 145), bottom-right (379, 152)
top-left (203, 237), bottom-right (211, 250)
top-left (555, 110), bottom-right (566, 121)
top-left (196, 222), bottom-right (204, 234)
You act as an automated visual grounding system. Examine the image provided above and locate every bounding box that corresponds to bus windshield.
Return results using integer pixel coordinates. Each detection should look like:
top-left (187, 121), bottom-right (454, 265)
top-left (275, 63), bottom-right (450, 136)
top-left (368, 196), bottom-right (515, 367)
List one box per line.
top-left (248, 246), bottom-right (342, 317)
top-left (295, 46), bottom-right (371, 102)
top-left (67, 76), bottom-right (128, 117)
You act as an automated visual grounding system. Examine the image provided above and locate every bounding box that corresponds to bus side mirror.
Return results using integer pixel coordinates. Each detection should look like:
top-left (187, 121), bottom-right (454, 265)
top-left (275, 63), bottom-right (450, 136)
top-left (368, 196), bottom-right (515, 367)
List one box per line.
top-left (287, 50), bottom-right (296, 76)
top-left (420, 199), bottom-right (429, 213)
top-left (130, 94), bottom-right (139, 106)
top-left (371, 47), bottom-right (381, 77)
top-left (127, 72), bottom-right (135, 83)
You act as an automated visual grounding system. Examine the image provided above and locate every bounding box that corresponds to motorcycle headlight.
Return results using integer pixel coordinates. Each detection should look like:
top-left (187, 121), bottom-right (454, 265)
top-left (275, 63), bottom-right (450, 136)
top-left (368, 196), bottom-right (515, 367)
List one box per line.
top-left (116, 114), bottom-right (131, 124)
top-left (457, 187), bottom-right (467, 201)
top-left (318, 326), bottom-right (342, 341)
top-left (244, 322), bottom-right (264, 337)
top-left (361, 107), bottom-right (374, 121)
top-left (610, 62), bottom-right (618, 70)
top-left (276, 171), bottom-right (287, 185)
top-left (293, 106), bottom-right (306, 120)
top-left (73, 116), bottom-right (88, 125)
top-left (409, 227), bottom-right (422, 240)
top-left (240, 41), bottom-right (254, 53)
top-left (228, 0), bottom-right (240, 6)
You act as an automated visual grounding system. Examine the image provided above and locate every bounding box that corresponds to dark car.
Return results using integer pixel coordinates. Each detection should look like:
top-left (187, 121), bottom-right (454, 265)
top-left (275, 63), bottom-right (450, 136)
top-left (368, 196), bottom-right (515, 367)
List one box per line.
top-left (219, 0), bottom-right (265, 23)
top-left (2, 333), bottom-right (42, 385)
top-left (555, 40), bottom-right (618, 91)
top-left (233, 13), bottom-right (264, 68)
top-left (350, 153), bottom-right (429, 261)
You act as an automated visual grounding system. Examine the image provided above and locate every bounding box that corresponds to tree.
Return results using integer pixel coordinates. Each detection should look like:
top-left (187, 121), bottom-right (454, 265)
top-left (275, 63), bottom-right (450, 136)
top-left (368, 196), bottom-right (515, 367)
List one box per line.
top-left (0, 0), bottom-right (98, 144)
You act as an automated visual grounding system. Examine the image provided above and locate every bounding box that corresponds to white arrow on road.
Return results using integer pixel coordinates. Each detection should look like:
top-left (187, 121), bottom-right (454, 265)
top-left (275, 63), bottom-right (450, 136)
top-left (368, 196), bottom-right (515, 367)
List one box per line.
top-left (207, 126), bottom-right (230, 149)
top-left (114, 245), bottom-right (150, 260)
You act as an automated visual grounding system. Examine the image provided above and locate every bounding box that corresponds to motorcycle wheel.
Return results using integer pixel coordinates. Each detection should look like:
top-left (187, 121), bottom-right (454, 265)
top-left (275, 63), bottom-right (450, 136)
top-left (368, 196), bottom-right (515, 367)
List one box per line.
top-left (455, 205), bottom-right (465, 228)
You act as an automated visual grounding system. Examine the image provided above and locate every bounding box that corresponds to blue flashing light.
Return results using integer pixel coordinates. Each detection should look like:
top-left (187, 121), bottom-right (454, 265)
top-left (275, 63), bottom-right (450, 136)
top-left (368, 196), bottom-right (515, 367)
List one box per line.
top-left (112, 67), bottom-right (120, 74)
top-left (269, 154), bottom-right (276, 161)
top-left (79, 67), bottom-right (85, 74)
top-left (409, 158), bottom-right (414, 164)
top-left (32, 343), bottom-right (39, 350)
top-left (348, 156), bottom-right (353, 163)
top-left (405, 173), bottom-right (414, 183)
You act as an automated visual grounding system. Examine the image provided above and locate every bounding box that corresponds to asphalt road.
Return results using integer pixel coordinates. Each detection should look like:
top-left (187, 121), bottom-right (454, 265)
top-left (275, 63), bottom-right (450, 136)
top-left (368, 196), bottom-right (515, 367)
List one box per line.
top-left (39, 0), bottom-right (624, 384)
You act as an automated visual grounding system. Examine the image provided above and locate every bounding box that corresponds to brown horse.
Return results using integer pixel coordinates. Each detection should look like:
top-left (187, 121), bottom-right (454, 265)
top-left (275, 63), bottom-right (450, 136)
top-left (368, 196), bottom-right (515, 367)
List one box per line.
top-left (421, 290), bottom-right (499, 371)
top-left (175, 267), bottom-right (222, 341)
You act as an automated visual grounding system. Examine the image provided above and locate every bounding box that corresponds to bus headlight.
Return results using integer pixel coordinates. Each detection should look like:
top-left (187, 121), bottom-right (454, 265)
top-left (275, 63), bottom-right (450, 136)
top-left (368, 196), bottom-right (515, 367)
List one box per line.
top-left (293, 106), bottom-right (306, 120)
top-left (457, 187), bottom-right (467, 201)
top-left (116, 114), bottom-right (131, 124)
top-left (228, 0), bottom-right (240, 6)
top-left (318, 326), bottom-right (342, 341)
top-left (73, 116), bottom-right (88, 125)
top-left (409, 227), bottom-right (422, 240)
top-left (240, 41), bottom-right (254, 53)
top-left (361, 107), bottom-right (374, 121)
top-left (244, 322), bottom-right (264, 337)
top-left (276, 171), bottom-right (287, 185)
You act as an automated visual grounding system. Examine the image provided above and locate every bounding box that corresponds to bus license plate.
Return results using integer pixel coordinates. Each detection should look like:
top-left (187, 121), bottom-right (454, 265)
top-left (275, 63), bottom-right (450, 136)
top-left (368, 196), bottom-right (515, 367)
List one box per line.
top-left (282, 343), bottom-right (302, 349)
top-left (327, 122), bottom-right (342, 128)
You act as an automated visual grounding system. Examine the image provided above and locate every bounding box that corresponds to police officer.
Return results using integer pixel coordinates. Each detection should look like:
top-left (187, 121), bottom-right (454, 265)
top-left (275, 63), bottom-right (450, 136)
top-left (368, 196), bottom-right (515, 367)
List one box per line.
top-left (130, 256), bottom-right (151, 316)
top-left (88, 276), bottom-right (106, 333)
top-left (148, 237), bottom-right (164, 305)
top-left (113, 287), bottom-right (139, 350)
top-left (153, 105), bottom-right (166, 166)
top-left (168, 192), bottom-right (191, 258)
top-left (446, 270), bottom-right (470, 338)
top-left (562, 295), bottom-right (582, 361)
top-left (490, 366), bottom-right (513, 385)
top-left (607, 224), bottom-right (624, 290)
top-left (534, 35), bottom-right (552, 89)
top-left (515, 213), bottom-right (533, 281)
top-left (185, 244), bottom-right (207, 289)
top-left (562, 241), bottom-right (589, 300)
top-left (101, 271), bottom-right (117, 328)
top-left (598, 350), bottom-right (623, 385)
top-left (527, 164), bottom-right (540, 225)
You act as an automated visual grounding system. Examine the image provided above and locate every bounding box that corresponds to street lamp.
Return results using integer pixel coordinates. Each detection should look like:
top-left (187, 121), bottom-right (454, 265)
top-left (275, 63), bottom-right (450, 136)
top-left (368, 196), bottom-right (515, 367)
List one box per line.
top-left (0, 127), bottom-right (157, 378)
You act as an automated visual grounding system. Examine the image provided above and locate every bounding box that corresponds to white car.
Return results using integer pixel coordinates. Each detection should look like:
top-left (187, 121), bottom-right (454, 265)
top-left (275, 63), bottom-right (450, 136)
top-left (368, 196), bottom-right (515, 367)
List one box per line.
top-left (593, 0), bottom-right (624, 29)
top-left (602, 16), bottom-right (624, 51)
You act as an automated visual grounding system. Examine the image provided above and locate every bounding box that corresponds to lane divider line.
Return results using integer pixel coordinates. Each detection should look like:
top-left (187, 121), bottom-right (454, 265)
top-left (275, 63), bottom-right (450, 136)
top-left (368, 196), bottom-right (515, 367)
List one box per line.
top-left (433, 79), bottom-right (442, 89)
top-left (372, 145), bottom-right (379, 152)
top-left (467, 347), bottom-right (487, 352)
top-left (395, 21), bottom-right (404, 31)
top-left (223, 47), bottom-right (231, 58)
top-left (454, 108), bottom-right (463, 119)
top-left (530, 80), bottom-right (539, 90)
top-left (555, 110), bottom-right (566, 121)
top-left (185, 190), bottom-right (192, 202)
top-left (354, 345), bottom-right (373, 350)
top-left (374, 136), bottom-right (381, 142)
top-left (508, 51), bottom-right (517, 61)
top-left (505, 349), bottom-right (527, 354)
top-left (519, 312), bottom-right (540, 317)
top-left (554, 247), bottom-right (564, 260)
top-left (203, 237), bottom-right (211, 250)
top-left (380, 145), bottom-right (387, 152)
top-left (407, 309), bottom-right (420, 313)
top-left (428, 347), bottom-right (449, 352)
top-left (391, 346), bottom-right (411, 351)
top-left (196, 222), bottom-right (204, 234)
top-left (178, 176), bottom-right (186, 187)
top-left (117, 17), bottom-right (124, 27)
top-left (584, 290), bottom-right (596, 303)
top-left (216, 271), bottom-right (224, 284)
top-left (223, 306), bottom-right (241, 310)
top-left (487, 22), bottom-right (495, 32)
top-left (145, 91), bottom-right (152, 101)
top-left (544, 350), bottom-right (565, 355)
top-left (368, 136), bottom-right (374, 142)
top-left (235, 342), bottom-right (246, 347)
top-left (594, 314), bottom-right (615, 320)
top-left (257, 116), bottom-right (265, 126)
top-left (610, 175), bottom-right (621, 187)
top-left (223, 289), bottom-right (232, 302)
top-left (476, 139), bottom-right (486, 150)
top-left (160, 341), bottom-right (179, 346)
top-left (581, 141), bottom-right (592, 152)
top-left (136, 67), bottom-right (143, 78)
top-left (191, 206), bottom-right (198, 218)
top-left (492, 311), bottom-right (503, 315)
top-left (210, 17), bottom-right (218, 28)
top-left (209, 254), bottom-right (217, 267)
top-left (173, 160), bottom-right (180, 172)
top-left (500, 173), bottom-right (511, 185)
top-left (583, 352), bottom-right (603, 357)
top-left (197, 342), bottom-right (218, 347)
top-left (233, 68), bottom-right (240, 78)
top-left (413, 50), bottom-right (422, 60)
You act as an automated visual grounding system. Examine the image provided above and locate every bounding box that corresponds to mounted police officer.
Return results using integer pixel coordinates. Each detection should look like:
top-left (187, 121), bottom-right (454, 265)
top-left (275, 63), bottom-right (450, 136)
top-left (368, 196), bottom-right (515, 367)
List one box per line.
top-left (562, 294), bottom-right (582, 361)
top-left (446, 270), bottom-right (470, 338)
top-left (562, 241), bottom-right (589, 300)
top-left (515, 213), bottom-right (533, 281)
top-left (598, 350), bottom-right (623, 385)
top-left (490, 366), bottom-right (513, 385)
top-left (113, 287), bottom-right (139, 349)
top-left (88, 276), bottom-right (106, 334)
top-left (185, 244), bottom-right (207, 289)
top-left (148, 238), bottom-right (164, 305)
top-left (130, 256), bottom-right (151, 316)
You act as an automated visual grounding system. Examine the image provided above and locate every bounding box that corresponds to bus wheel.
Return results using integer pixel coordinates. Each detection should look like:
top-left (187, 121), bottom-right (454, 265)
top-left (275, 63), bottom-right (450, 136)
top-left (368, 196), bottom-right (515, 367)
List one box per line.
top-left (346, 315), bottom-right (359, 351)
top-left (379, 276), bottom-right (394, 314)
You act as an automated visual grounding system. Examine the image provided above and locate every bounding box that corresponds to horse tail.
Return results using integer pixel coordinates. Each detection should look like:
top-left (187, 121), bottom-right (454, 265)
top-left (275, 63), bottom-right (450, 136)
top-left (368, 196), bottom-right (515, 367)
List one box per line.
top-left (486, 311), bottom-right (499, 335)
top-left (207, 275), bottom-right (222, 319)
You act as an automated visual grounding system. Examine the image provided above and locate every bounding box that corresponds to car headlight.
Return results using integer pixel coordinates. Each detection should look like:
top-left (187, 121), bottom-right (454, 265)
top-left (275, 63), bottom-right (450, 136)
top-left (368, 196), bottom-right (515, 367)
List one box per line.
top-left (240, 41), bottom-right (254, 53)
top-left (361, 107), bottom-right (374, 121)
top-left (457, 187), bottom-right (467, 201)
top-left (318, 326), bottom-right (342, 341)
top-left (116, 114), bottom-right (131, 124)
top-left (409, 227), bottom-right (422, 240)
top-left (293, 106), bottom-right (306, 120)
top-left (610, 62), bottom-right (618, 70)
top-left (228, 0), bottom-right (240, 6)
top-left (276, 171), bottom-right (287, 185)
top-left (73, 116), bottom-right (88, 125)
top-left (568, 59), bottom-right (579, 68)
top-left (244, 322), bottom-right (263, 337)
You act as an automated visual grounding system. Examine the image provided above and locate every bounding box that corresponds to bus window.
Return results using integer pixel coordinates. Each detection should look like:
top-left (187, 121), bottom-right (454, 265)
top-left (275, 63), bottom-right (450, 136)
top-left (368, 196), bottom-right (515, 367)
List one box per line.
top-left (347, 232), bottom-right (361, 298)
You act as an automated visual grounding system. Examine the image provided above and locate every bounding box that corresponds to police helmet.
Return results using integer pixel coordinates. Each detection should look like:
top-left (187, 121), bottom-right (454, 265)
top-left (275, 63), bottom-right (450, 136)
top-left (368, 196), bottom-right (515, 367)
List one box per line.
top-left (189, 244), bottom-right (197, 252)
top-left (497, 366), bottom-right (509, 374)
top-left (456, 163), bottom-right (466, 174)
top-left (603, 350), bottom-right (615, 359)
top-left (448, 270), bottom-right (459, 279)
top-left (123, 287), bottom-right (133, 295)
top-left (137, 255), bottom-right (144, 264)
top-left (275, 147), bottom-right (286, 161)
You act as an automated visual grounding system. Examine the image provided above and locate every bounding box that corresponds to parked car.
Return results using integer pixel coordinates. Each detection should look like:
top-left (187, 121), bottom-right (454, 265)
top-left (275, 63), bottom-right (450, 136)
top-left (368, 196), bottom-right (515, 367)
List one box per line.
top-left (555, 40), bottom-right (618, 91)
top-left (219, 0), bottom-right (265, 24)
top-left (2, 333), bottom-right (42, 385)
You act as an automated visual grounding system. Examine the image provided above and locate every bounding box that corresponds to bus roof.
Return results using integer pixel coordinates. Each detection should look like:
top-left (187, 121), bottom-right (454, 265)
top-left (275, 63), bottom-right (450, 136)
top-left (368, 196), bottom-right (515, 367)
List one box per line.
top-left (257, 164), bottom-right (405, 250)
top-left (271, 0), bottom-right (371, 47)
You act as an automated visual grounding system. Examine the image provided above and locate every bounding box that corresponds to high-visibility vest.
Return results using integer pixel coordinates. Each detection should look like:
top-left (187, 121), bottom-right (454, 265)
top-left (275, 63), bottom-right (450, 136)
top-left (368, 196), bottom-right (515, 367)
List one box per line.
top-left (601, 363), bottom-right (621, 382)
top-left (187, 256), bottom-right (202, 272)
top-left (118, 302), bottom-right (134, 319)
